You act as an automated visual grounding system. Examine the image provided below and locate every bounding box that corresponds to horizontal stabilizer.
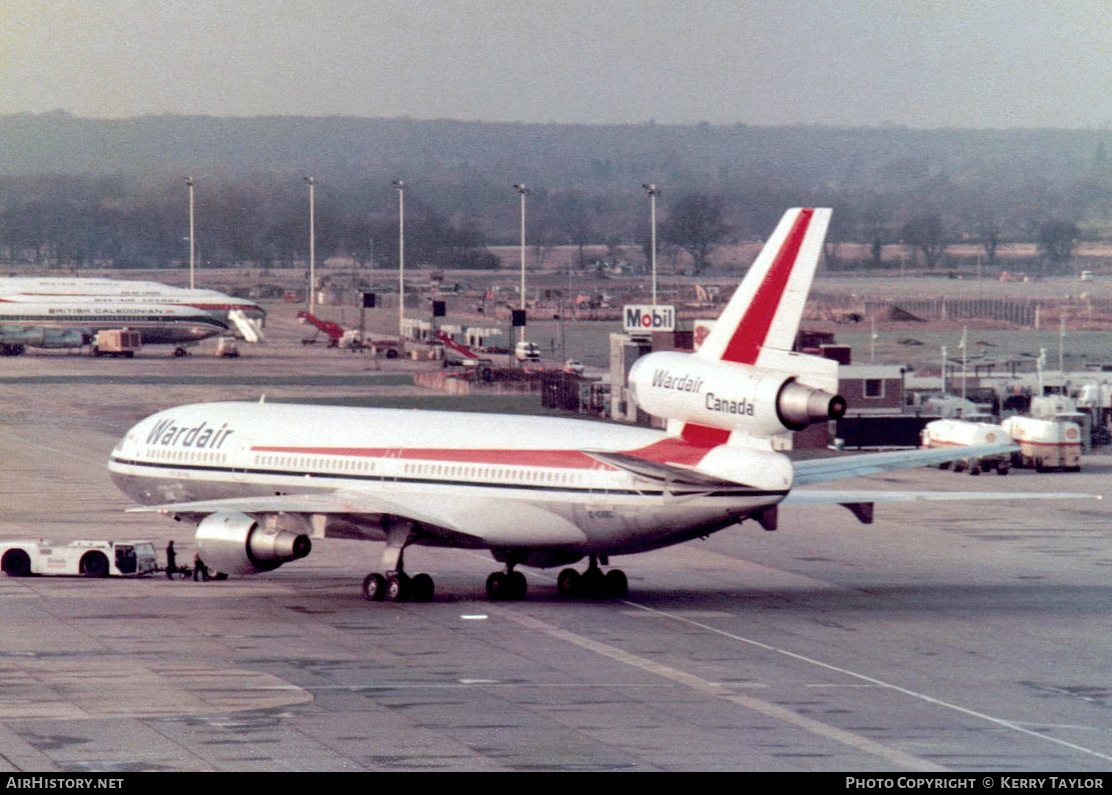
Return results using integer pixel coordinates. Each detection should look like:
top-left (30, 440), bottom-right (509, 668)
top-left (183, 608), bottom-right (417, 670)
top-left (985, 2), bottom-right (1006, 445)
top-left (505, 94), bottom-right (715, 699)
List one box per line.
top-left (792, 444), bottom-right (1019, 487)
top-left (783, 489), bottom-right (1100, 507)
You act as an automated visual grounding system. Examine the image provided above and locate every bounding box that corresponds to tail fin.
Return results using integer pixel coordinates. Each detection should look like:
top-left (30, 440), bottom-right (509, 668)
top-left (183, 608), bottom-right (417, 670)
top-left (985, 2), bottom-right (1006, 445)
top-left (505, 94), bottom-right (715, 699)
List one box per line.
top-left (627, 207), bottom-right (840, 450)
top-left (696, 208), bottom-right (831, 365)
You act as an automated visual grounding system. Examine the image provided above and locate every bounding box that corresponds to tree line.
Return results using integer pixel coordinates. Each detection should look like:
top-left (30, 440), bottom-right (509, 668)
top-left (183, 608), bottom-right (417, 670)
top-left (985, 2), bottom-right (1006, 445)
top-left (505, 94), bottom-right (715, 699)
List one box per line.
top-left (1, 115), bottom-right (1110, 275)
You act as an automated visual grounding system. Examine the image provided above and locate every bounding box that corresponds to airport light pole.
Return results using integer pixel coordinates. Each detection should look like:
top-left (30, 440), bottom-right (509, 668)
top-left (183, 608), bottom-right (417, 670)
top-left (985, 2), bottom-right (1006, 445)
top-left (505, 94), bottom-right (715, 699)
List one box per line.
top-left (185, 177), bottom-right (196, 290)
top-left (393, 180), bottom-right (406, 341)
top-left (305, 177), bottom-right (316, 315)
top-left (642, 183), bottom-right (661, 306)
top-left (514, 184), bottom-right (530, 342)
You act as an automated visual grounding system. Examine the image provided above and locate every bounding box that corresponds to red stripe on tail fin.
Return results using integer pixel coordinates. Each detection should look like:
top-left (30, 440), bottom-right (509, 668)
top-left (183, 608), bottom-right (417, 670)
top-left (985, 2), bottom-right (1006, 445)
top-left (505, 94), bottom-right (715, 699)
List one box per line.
top-left (719, 208), bottom-right (814, 364)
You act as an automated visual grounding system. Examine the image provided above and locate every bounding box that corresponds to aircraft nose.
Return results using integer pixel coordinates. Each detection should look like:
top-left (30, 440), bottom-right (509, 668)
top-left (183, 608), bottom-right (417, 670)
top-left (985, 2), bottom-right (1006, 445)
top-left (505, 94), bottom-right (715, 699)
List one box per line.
top-left (113, 420), bottom-right (142, 455)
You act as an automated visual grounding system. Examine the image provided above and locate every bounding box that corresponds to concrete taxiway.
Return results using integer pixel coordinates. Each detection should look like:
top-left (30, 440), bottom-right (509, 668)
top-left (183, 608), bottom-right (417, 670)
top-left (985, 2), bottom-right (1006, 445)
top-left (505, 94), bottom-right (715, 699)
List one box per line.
top-left (2, 328), bottom-right (1112, 771)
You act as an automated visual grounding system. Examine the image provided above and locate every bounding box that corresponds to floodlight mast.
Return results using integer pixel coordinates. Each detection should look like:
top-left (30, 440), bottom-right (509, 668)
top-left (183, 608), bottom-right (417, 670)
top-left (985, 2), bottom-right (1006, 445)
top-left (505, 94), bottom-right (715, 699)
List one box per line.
top-left (305, 177), bottom-right (316, 314)
top-left (514, 183), bottom-right (530, 343)
top-left (393, 180), bottom-right (407, 340)
top-left (185, 177), bottom-right (196, 290)
top-left (643, 183), bottom-right (662, 307)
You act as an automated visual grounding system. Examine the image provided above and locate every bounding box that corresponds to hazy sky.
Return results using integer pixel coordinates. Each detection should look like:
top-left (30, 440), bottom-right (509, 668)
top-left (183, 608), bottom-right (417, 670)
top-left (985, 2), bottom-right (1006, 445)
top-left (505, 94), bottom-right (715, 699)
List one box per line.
top-left (3, 0), bottom-right (1110, 128)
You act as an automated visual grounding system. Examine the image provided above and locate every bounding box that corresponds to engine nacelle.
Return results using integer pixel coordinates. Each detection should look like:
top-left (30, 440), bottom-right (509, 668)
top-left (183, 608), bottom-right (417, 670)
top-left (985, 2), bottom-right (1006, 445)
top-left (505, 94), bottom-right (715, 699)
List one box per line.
top-left (628, 351), bottom-right (845, 436)
top-left (1, 327), bottom-right (85, 349)
top-left (195, 512), bottom-right (311, 576)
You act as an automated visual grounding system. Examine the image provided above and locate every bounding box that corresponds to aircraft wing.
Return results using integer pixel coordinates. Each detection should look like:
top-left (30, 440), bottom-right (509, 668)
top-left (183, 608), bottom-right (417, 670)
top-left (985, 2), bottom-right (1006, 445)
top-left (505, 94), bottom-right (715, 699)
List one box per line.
top-left (128, 490), bottom-right (478, 538)
top-left (791, 444), bottom-right (1018, 487)
top-left (128, 489), bottom-right (587, 547)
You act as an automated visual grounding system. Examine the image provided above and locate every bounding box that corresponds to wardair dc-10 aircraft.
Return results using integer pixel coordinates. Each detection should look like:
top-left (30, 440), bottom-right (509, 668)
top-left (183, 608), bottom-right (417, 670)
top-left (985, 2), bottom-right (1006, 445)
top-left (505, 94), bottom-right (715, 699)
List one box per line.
top-left (107, 208), bottom-right (1057, 603)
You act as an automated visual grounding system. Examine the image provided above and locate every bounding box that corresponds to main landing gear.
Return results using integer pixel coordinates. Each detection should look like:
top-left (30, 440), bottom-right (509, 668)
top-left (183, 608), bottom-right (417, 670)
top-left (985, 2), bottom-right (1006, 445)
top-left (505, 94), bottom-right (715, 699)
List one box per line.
top-left (358, 524), bottom-right (629, 603)
top-left (361, 523), bottom-right (434, 603)
top-left (362, 570), bottom-right (435, 603)
top-left (556, 556), bottom-right (628, 599)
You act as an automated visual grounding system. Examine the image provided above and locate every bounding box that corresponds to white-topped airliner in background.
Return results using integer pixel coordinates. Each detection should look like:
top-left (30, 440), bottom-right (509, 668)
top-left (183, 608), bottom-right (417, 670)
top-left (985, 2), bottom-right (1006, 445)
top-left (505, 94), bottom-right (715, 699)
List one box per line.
top-left (0, 301), bottom-right (229, 355)
top-left (107, 208), bottom-right (1056, 603)
top-left (0, 277), bottom-right (265, 342)
top-left (0, 277), bottom-right (265, 321)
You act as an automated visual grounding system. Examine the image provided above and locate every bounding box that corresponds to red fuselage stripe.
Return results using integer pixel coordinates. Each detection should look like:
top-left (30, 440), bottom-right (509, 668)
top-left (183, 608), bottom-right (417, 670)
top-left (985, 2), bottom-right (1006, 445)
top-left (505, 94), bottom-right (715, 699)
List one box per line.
top-left (251, 435), bottom-right (721, 469)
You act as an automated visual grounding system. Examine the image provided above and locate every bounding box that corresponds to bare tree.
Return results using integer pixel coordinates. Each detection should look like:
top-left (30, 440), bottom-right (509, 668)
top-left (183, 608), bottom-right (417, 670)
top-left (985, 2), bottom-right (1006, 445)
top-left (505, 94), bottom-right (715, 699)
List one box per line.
top-left (660, 193), bottom-right (730, 274)
top-left (1037, 219), bottom-right (1080, 271)
top-left (900, 212), bottom-right (946, 269)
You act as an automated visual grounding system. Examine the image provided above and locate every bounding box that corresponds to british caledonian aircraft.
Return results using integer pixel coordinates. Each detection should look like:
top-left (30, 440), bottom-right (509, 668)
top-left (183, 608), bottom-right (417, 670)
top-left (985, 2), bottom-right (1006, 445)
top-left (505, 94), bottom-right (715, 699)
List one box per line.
top-left (0, 277), bottom-right (266, 319)
top-left (107, 208), bottom-right (1047, 603)
top-left (0, 302), bottom-right (229, 355)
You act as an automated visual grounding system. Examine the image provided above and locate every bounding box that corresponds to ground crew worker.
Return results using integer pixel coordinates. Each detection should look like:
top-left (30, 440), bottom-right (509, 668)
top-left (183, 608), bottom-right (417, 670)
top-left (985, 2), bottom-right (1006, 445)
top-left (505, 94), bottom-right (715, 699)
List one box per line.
top-left (193, 551), bottom-right (209, 582)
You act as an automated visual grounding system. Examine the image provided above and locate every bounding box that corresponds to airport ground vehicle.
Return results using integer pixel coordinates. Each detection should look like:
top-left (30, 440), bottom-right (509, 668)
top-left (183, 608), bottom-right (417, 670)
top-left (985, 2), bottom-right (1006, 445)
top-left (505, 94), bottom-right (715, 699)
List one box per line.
top-left (515, 340), bottom-right (541, 362)
top-left (215, 337), bottom-right (240, 357)
top-left (1001, 416), bottom-right (1082, 472)
top-left (0, 539), bottom-right (158, 578)
top-left (89, 329), bottom-right (142, 358)
top-left (921, 419), bottom-right (1012, 475)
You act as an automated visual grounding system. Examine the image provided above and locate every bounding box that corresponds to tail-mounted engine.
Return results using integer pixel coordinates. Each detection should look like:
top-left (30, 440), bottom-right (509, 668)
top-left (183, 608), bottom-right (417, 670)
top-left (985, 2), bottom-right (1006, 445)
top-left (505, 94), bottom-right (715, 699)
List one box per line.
top-left (195, 512), bottom-right (311, 576)
top-left (628, 351), bottom-right (845, 437)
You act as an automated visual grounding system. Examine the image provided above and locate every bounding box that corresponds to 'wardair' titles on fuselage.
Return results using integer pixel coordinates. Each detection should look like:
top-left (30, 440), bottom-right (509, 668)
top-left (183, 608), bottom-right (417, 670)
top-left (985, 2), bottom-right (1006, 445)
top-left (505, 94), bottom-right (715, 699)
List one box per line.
top-left (146, 418), bottom-right (235, 449)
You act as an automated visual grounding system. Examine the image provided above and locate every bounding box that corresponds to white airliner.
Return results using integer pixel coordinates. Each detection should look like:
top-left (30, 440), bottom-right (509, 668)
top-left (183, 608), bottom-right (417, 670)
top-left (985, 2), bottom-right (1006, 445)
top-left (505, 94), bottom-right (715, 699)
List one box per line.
top-left (0, 302), bottom-right (229, 355)
top-left (0, 277), bottom-right (267, 323)
top-left (108, 208), bottom-right (1045, 603)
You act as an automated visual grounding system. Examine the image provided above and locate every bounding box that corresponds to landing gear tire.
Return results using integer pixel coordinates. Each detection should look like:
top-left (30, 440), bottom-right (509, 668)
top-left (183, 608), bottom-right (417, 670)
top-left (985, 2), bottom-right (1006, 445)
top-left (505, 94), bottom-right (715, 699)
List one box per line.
top-left (604, 569), bottom-right (628, 598)
top-left (486, 572), bottom-right (506, 600)
top-left (582, 566), bottom-right (606, 597)
top-left (362, 572), bottom-right (387, 601)
top-left (557, 568), bottom-right (580, 598)
top-left (81, 551), bottom-right (109, 578)
top-left (410, 573), bottom-right (435, 603)
top-left (387, 573), bottom-right (410, 602)
top-left (2, 548), bottom-right (31, 577)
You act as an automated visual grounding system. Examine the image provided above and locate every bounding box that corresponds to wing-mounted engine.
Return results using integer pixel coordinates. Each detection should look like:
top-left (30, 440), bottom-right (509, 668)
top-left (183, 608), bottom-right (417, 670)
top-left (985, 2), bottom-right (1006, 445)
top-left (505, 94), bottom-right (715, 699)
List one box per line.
top-left (195, 511), bottom-right (311, 576)
top-left (628, 350), bottom-right (845, 436)
top-left (0, 326), bottom-right (86, 349)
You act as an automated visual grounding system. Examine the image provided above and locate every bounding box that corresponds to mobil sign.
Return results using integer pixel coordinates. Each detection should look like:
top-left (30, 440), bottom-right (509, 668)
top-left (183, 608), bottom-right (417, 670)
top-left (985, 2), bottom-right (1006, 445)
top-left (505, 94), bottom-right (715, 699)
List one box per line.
top-left (623, 304), bottom-right (676, 333)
